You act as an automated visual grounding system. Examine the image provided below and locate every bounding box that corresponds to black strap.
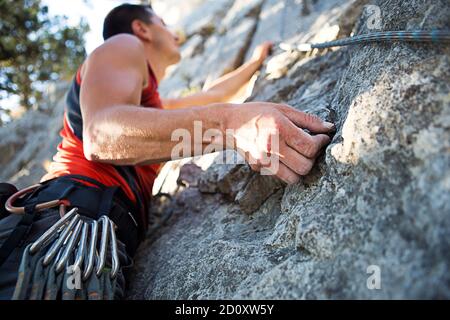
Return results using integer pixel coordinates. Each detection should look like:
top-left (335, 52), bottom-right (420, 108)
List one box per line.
top-left (98, 186), bottom-right (118, 217)
top-left (0, 201), bottom-right (37, 267)
top-left (0, 174), bottom-right (142, 263)
top-left (48, 174), bottom-right (139, 219)
top-left (56, 174), bottom-right (108, 189)
top-left (0, 183), bottom-right (18, 220)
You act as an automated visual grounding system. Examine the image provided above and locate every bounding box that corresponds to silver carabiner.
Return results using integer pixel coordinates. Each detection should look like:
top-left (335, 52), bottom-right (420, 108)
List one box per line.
top-left (73, 221), bottom-right (89, 272)
top-left (43, 213), bottom-right (80, 266)
top-left (29, 207), bottom-right (78, 255)
top-left (109, 219), bottom-right (120, 279)
top-left (55, 219), bottom-right (83, 273)
top-left (82, 220), bottom-right (98, 281)
top-left (95, 216), bottom-right (110, 277)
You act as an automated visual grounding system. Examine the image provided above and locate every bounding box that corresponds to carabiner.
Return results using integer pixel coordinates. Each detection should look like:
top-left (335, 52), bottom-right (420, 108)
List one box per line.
top-left (43, 214), bottom-right (80, 266)
top-left (83, 220), bottom-right (98, 281)
top-left (73, 221), bottom-right (89, 272)
top-left (95, 216), bottom-right (110, 277)
top-left (55, 219), bottom-right (83, 273)
top-left (109, 219), bottom-right (120, 279)
top-left (29, 208), bottom-right (78, 255)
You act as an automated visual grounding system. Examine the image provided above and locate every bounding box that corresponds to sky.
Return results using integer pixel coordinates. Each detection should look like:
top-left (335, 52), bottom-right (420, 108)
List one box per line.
top-left (1, 0), bottom-right (179, 117)
top-left (42, 0), bottom-right (180, 54)
top-left (43, 0), bottom-right (135, 54)
top-left (2, 0), bottom-right (125, 116)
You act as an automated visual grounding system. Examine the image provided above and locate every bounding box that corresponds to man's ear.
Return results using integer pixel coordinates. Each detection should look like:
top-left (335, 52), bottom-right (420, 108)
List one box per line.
top-left (131, 20), bottom-right (152, 42)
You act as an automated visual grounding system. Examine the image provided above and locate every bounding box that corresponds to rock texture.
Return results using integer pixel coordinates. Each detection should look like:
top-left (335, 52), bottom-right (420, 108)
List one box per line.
top-left (1, 0), bottom-right (449, 300)
top-left (0, 83), bottom-right (67, 188)
top-left (127, 0), bottom-right (450, 299)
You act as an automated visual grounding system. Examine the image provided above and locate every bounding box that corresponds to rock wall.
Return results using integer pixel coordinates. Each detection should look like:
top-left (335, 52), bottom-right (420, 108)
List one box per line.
top-left (127, 0), bottom-right (450, 299)
top-left (0, 83), bottom-right (67, 188)
top-left (1, 0), bottom-right (449, 300)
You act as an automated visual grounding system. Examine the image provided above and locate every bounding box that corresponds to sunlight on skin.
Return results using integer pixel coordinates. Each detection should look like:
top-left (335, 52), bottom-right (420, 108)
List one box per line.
top-left (233, 115), bottom-right (279, 168)
top-left (35, 1), bottom-right (333, 186)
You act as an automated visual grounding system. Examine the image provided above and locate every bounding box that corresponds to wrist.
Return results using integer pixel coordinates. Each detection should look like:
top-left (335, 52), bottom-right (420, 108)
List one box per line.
top-left (218, 103), bottom-right (239, 151)
top-left (218, 102), bottom-right (234, 133)
top-left (248, 57), bottom-right (263, 68)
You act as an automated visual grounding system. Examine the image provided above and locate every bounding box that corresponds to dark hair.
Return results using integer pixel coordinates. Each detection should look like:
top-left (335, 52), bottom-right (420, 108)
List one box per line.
top-left (103, 3), bottom-right (154, 41)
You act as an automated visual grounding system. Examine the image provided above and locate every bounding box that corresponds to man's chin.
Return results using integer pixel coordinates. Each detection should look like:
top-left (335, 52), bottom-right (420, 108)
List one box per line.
top-left (170, 52), bottom-right (182, 65)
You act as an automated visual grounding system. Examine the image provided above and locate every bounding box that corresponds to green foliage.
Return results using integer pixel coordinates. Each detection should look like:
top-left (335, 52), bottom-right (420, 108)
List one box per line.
top-left (0, 0), bottom-right (88, 111)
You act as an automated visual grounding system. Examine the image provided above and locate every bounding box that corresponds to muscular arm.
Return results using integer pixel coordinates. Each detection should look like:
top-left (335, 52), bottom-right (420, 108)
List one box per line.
top-left (81, 35), bottom-right (227, 166)
top-left (80, 35), bottom-right (335, 184)
top-left (162, 42), bottom-right (272, 109)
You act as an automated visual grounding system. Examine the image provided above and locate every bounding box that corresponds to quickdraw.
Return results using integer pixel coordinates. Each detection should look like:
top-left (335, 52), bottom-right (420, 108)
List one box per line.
top-left (11, 206), bottom-right (120, 300)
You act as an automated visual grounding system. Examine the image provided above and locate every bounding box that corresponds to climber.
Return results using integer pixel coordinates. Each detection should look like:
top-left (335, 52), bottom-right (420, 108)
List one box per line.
top-left (0, 3), bottom-right (335, 299)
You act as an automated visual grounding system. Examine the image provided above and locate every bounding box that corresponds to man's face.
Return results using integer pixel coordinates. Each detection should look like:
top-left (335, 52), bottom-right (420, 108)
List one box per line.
top-left (145, 11), bottom-right (181, 65)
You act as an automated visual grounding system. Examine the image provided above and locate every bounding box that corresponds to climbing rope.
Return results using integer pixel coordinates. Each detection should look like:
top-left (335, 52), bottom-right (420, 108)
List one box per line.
top-left (280, 30), bottom-right (450, 52)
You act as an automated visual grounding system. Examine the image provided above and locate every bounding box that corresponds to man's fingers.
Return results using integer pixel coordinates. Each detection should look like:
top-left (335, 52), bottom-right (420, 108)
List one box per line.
top-left (237, 101), bottom-right (333, 183)
top-left (277, 104), bottom-right (335, 133)
top-left (265, 41), bottom-right (273, 54)
top-left (242, 149), bottom-right (299, 184)
top-left (282, 121), bottom-right (331, 159)
top-left (278, 142), bottom-right (315, 175)
top-left (310, 134), bottom-right (332, 159)
top-left (262, 161), bottom-right (300, 185)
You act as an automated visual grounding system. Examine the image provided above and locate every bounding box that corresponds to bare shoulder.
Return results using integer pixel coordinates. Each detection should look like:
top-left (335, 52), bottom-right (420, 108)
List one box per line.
top-left (86, 34), bottom-right (146, 68)
top-left (104, 34), bottom-right (145, 52)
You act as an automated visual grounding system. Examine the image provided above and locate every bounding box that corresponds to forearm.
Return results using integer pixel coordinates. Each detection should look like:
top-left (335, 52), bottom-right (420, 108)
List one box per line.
top-left (162, 91), bottom-right (221, 110)
top-left (162, 59), bottom-right (261, 110)
top-left (83, 103), bottom-right (229, 165)
top-left (204, 59), bottom-right (261, 100)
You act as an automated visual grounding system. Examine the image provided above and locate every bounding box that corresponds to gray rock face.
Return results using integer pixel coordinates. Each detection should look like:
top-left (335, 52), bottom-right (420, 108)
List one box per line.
top-left (127, 0), bottom-right (450, 299)
top-left (0, 83), bottom-right (67, 188)
top-left (1, 0), bottom-right (448, 300)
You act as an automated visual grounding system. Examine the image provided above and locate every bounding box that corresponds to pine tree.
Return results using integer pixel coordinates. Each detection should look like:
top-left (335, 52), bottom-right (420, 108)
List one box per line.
top-left (0, 0), bottom-right (88, 112)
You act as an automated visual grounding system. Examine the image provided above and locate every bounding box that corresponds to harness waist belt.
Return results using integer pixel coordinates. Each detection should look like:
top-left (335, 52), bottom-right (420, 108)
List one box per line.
top-left (17, 175), bottom-right (142, 256)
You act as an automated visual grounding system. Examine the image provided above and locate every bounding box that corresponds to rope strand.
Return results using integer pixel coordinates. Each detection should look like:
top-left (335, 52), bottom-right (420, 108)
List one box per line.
top-left (280, 30), bottom-right (450, 52)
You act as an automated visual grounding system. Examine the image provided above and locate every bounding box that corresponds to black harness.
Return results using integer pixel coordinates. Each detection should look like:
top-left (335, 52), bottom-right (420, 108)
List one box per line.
top-left (0, 174), bottom-right (143, 268)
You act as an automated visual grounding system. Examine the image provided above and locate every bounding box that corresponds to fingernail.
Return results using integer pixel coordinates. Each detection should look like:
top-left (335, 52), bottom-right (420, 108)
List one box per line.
top-left (324, 121), bottom-right (335, 130)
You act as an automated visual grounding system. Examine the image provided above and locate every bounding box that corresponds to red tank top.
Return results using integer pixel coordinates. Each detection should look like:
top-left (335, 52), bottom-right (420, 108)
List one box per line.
top-left (41, 63), bottom-right (163, 226)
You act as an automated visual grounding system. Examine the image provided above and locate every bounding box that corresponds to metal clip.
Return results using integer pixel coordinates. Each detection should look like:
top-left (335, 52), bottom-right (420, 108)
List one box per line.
top-left (29, 208), bottom-right (78, 255)
top-left (73, 221), bottom-right (88, 272)
top-left (83, 220), bottom-right (98, 281)
top-left (55, 219), bottom-right (83, 273)
top-left (109, 219), bottom-right (120, 279)
top-left (43, 213), bottom-right (80, 266)
top-left (95, 216), bottom-right (110, 277)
